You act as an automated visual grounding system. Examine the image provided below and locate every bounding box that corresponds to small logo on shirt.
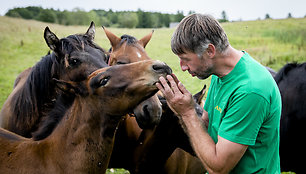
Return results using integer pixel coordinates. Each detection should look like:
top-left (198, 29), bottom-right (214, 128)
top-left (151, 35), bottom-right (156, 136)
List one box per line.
top-left (215, 105), bottom-right (222, 113)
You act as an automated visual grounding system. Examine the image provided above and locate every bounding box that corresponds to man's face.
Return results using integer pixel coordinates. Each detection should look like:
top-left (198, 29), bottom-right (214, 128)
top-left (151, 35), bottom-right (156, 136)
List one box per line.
top-left (178, 50), bottom-right (213, 80)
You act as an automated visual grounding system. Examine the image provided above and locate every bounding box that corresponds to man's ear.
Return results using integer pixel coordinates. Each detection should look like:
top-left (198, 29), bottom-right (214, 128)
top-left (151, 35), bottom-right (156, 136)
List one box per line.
top-left (206, 44), bottom-right (216, 58)
top-left (54, 78), bottom-right (78, 95)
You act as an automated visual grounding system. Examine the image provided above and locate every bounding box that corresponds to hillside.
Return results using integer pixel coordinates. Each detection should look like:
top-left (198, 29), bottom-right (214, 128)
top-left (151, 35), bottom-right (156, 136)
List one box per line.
top-left (0, 16), bottom-right (305, 108)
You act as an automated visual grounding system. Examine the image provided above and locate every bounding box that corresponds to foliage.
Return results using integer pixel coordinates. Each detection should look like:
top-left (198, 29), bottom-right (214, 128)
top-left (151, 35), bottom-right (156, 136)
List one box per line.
top-left (5, 6), bottom-right (186, 28)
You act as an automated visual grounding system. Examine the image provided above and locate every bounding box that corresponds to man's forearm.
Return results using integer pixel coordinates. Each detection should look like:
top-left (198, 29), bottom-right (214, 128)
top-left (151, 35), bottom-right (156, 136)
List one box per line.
top-left (180, 111), bottom-right (227, 174)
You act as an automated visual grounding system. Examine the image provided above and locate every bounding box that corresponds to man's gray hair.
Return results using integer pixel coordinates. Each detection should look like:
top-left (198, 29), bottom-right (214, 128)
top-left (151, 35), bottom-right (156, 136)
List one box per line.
top-left (171, 13), bottom-right (229, 56)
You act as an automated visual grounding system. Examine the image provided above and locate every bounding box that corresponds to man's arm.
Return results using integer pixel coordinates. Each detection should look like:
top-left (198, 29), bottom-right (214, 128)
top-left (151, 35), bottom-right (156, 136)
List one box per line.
top-left (201, 109), bottom-right (209, 128)
top-left (156, 74), bottom-right (247, 173)
top-left (181, 110), bottom-right (247, 174)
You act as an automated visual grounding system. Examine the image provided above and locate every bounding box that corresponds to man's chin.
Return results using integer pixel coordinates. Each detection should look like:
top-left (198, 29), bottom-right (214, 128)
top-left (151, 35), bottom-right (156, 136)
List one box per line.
top-left (196, 75), bottom-right (210, 80)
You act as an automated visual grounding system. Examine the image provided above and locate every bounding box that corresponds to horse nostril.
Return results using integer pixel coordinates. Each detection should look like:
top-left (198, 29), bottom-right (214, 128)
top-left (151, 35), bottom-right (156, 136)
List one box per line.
top-left (152, 62), bottom-right (172, 75)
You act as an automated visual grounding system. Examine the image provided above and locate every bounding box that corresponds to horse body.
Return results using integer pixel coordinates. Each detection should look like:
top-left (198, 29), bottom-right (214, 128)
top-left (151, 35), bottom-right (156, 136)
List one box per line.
top-left (0, 22), bottom-right (108, 138)
top-left (133, 86), bottom-right (207, 174)
top-left (0, 60), bottom-right (171, 173)
top-left (275, 62), bottom-right (306, 173)
top-left (103, 28), bottom-right (205, 173)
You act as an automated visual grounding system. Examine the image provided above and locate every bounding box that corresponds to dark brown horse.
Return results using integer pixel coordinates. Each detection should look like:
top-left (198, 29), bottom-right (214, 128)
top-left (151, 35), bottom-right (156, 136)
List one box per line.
top-left (103, 28), bottom-right (205, 173)
top-left (0, 22), bottom-right (108, 138)
top-left (133, 85), bottom-right (207, 174)
top-left (0, 60), bottom-right (172, 174)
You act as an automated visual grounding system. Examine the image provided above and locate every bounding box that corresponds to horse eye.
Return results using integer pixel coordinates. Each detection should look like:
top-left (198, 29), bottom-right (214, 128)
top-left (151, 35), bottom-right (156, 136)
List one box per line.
top-left (69, 58), bottom-right (80, 66)
top-left (116, 61), bottom-right (127, 65)
top-left (100, 76), bottom-right (110, 86)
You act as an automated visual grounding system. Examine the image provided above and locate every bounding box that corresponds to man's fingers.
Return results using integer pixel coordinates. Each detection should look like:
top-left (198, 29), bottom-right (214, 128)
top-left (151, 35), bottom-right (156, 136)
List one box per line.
top-left (158, 76), bottom-right (174, 97)
top-left (171, 73), bottom-right (180, 84)
top-left (178, 81), bottom-right (189, 94)
top-left (167, 75), bottom-right (181, 95)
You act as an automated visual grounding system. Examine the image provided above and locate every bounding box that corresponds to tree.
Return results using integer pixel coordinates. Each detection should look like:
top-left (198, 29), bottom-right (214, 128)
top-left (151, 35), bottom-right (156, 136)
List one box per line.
top-left (219, 10), bottom-right (229, 22)
top-left (137, 10), bottom-right (153, 28)
top-left (37, 10), bottom-right (56, 23)
top-left (287, 13), bottom-right (292, 18)
top-left (174, 10), bottom-right (184, 22)
top-left (265, 13), bottom-right (271, 19)
top-left (118, 12), bottom-right (138, 28)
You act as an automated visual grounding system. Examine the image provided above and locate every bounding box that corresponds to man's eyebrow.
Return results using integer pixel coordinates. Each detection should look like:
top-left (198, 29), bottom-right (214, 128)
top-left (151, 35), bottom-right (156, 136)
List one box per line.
top-left (179, 57), bottom-right (190, 61)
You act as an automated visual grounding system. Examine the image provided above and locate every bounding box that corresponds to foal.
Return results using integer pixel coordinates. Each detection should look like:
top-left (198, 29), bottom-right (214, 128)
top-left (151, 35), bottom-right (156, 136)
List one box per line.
top-left (0, 60), bottom-right (171, 174)
top-left (0, 22), bottom-right (108, 138)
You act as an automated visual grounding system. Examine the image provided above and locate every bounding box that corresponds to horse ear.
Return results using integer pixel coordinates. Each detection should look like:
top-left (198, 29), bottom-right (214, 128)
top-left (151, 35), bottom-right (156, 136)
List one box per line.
top-left (139, 30), bottom-right (154, 48)
top-left (44, 27), bottom-right (59, 51)
top-left (193, 84), bottom-right (207, 105)
top-left (102, 26), bottom-right (121, 50)
top-left (86, 21), bottom-right (95, 41)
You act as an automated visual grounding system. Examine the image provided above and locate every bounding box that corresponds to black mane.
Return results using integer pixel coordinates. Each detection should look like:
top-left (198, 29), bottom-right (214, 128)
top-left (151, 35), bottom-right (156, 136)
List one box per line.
top-left (10, 53), bottom-right (58, 136)
top-left (274, 62), bottom-right (298, 84)
top-left (120, 34), bottom-right (137, 45)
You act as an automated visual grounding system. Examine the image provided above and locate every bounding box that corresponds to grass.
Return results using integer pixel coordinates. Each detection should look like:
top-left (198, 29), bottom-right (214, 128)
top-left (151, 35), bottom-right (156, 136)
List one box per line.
top-left (0, 16), bottom-right (305, 173)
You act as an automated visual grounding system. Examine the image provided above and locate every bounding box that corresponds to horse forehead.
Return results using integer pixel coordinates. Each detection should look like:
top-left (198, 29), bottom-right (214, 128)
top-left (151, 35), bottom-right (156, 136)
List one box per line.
top-left (113, 43), bottom-right (149, 60)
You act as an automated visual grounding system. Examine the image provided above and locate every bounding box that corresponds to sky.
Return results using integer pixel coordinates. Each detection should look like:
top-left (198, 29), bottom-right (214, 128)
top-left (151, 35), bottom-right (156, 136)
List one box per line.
top-left (0, 0), bottom-right (305, 21)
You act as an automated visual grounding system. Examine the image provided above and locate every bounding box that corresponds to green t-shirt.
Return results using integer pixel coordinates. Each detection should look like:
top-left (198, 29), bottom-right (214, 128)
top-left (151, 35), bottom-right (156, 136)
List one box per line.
top-left (204, 51), bottom-right (281, 174)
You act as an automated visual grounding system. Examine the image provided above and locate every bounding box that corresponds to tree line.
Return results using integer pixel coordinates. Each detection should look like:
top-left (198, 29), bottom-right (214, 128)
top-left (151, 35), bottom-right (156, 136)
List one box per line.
top-left (5, 6), bottom-right (186, 28)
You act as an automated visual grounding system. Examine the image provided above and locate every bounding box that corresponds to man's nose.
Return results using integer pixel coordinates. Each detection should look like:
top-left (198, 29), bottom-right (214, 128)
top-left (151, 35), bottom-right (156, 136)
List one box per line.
top-left (180, 60), bottom-right (188, 71)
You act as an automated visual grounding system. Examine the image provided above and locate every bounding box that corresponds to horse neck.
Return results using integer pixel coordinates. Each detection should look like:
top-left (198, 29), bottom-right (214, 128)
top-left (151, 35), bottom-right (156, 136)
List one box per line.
top-left (9, 54), bottom-right (58, 137)
top-left (45, 96), bottom-right (121, 172)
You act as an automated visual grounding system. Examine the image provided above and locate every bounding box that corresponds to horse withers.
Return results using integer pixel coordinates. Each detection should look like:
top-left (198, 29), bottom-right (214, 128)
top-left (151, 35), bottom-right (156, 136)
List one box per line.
top-left (0, 60), bottom-right (172, 174)
top-left (0, 22), bottom-right (108, 138)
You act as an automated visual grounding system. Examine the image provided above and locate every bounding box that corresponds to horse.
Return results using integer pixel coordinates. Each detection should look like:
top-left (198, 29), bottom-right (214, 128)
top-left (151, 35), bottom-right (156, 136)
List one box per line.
top-left (0, 60), bottom-right (172, 174)
top-left (133, 85), bottom-right (207, 174)
top-left (0, 22), bottom-right (108, 138)
top-left (103, 28), bottom-right (205, 173)
top-left (274, 62), bottom-right (306, 173)
top-left (102, 27), bottom-right (163, 169)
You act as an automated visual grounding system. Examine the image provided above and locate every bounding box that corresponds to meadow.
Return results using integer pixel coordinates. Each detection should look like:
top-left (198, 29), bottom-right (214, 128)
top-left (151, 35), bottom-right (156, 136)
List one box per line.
top-left (0, 16), bottom-right (304, 173)
top-left (1, 16), bottom-right (305, 108)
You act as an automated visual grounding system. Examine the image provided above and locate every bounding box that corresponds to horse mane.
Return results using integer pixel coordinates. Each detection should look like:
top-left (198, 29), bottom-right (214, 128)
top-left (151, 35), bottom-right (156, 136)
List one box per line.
top-left (120, 35), bottom-right (137, 45)
top-left (274, 62), bottom-right (303, 84)
top-left (10, 53), bottom-right (58, 135)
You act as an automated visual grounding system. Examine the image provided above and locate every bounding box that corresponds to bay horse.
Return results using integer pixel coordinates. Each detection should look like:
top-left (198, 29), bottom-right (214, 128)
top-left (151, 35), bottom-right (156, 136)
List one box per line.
top-left (103, 28), bottom-right (205, 173)
top-left (103, 28), bottom-right (163, 170)
top-left (274, 62), bottom-right (306, 173)
top-left (0, 22), bottom-right (108, 138)
top-left (0, 60), bottom-right (172, 174)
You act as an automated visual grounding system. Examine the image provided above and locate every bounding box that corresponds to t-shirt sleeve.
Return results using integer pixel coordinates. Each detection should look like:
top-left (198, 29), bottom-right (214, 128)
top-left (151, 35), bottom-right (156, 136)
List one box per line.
top-left (218, 92), bottom-right (269, 146)
top-left (204, 76), bottom-right (216, 112)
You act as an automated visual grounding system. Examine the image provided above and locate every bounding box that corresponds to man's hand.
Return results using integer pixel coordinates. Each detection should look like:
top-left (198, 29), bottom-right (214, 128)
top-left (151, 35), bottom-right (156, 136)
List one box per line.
top-left (156, 74), bottom-right (196, 118)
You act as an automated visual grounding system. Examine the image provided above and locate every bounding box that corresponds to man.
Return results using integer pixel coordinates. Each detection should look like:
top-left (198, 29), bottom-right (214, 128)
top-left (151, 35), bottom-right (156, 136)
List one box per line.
top-left (156, 13), bottom-right (281, 174)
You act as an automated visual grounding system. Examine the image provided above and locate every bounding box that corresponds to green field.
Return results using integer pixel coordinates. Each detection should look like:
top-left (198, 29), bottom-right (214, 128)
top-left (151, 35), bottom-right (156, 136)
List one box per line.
top-left (0, 16), bottom-right (304, 173)
top-left (0, 16), bottom-right (305, 108)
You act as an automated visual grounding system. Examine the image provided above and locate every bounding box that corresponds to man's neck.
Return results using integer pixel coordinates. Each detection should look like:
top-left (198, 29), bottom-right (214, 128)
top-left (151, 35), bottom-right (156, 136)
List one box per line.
top-left (213, 46), bottom-right (243, 78)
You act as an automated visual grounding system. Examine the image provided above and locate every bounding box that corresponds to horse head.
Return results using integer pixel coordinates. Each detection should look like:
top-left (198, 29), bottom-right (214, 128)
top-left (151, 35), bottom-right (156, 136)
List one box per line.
top-left (103, 27), bottom-right (161, 128)
top-left (44, 22), bottom-right (108, 83)
top-left (57, 60), bottom-right (172, 117)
